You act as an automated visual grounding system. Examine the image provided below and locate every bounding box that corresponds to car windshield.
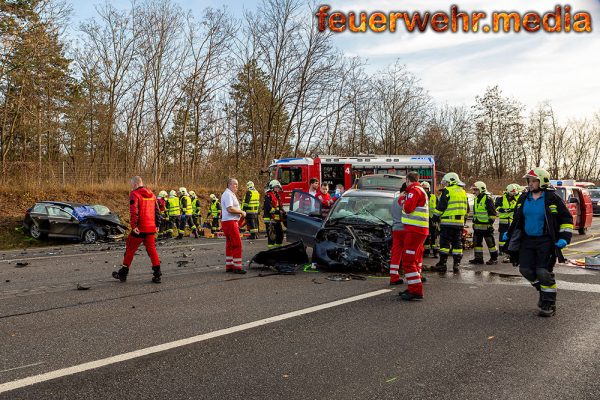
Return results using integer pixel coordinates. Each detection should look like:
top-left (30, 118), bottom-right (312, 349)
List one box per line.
top-left (329, 195), bottom-right (394, 225)
top-left (91, 205), bottom-right (111, 215)
top-left (588, 189), bottom-right (600, 198)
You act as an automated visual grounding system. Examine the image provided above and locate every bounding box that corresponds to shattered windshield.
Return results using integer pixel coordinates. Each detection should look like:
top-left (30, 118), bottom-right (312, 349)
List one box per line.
top-left (329, 195), bottom-right (393, 225)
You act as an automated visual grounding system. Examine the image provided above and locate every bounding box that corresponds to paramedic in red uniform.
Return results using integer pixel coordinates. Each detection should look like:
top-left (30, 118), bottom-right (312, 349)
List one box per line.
top-left (221, 178), bottom-right (247, 274)
top-left (399, 171), bottom-right (429, 301)
top-left (113, 176), bottom-right (162, 283)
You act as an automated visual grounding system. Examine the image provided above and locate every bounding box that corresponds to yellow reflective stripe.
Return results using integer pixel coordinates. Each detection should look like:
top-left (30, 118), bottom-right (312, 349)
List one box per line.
top-left (540, 284), bottom-right (557, 293)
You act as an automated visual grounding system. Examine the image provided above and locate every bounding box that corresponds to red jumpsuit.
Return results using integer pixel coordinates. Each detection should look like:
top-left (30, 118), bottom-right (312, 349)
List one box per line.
top-left (390, 193), bottom-right (406, 284)
top-left (401, 183), bottom-right (429, 296)
top-left (316, 192), bottom-right (333, 217)
top-left (123, 187), bottom-right (160, 268)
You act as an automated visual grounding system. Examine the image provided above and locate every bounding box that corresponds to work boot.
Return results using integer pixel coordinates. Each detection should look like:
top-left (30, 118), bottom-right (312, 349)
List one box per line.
top-left (468, 258), bottom-right (484, 265)
top-left (177, 233), bottom-right (183, 240)
top-left (112, 266), bottom-right (129, 282)
top-left (399, 290), bottom-right (423, 301)
top-left (431, 256), bottom-right (448, 273)
top-left (151, 266), bottom-right (162, 283)
top-left (452, 258), bottom-right (461, 273)
top-left (193, 230), bottom-right (199, 239)
top-left (538, 302), bottom-right (556, 317)
top-left (486, 258), bottom-right (498, 265)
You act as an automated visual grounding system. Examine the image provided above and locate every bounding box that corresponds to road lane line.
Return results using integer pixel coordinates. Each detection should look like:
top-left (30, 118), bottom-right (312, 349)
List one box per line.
top-left (0, 289), bottom-right (391, 394)
top-left (0, 363), bottom-right (45, 374)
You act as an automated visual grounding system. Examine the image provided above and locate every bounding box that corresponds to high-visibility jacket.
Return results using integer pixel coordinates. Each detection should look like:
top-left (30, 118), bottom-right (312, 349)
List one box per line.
top-left (167, 196), bottom-right (181, 217)
top-left (496, 193), bottom-right (518, 224)
top-left (180, 195), bottom-right (192, 215)
top-left (473, 194), bottom-right (497, 231)
top-left (434, 184), bottom-right (468, 227)
top-left (428, 193), bottom-right (437, 218)
top-left (401, 183), bottom-right (429, 233)
top-left (209, 200), bottom-right (220, 218)
top-left (191, 198), bottom-right (201, 215)
top-left (242, 189), bottom-right (260, 214)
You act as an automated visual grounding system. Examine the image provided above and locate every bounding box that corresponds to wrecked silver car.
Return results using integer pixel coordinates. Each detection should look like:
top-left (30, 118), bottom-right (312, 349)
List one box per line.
top-left (287, 175), bottom-right (403, 272)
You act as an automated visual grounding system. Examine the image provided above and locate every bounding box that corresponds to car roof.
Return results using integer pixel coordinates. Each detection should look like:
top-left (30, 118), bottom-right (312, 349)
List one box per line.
top-left (36, 201), bottom-right (86, 208)
top-left (342, 189), bottom-right (397, 198)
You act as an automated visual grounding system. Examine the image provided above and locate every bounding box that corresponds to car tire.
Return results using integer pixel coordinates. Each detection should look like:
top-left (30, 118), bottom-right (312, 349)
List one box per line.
top-left (83, 229), bottom-right (99, 244)
top-left (29, 223), bottom-right (44, 240)
top-left (578, 227), bottom-right (587, 235)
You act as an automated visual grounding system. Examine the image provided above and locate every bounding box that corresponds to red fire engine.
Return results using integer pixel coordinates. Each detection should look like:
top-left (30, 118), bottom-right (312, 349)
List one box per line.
top-left (267, 155), bottom-right (436, 207)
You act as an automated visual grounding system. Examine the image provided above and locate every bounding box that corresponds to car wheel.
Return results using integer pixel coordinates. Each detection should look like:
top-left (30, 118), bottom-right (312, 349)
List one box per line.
top-left (83, 229), bottom-right (99, 244)
top-left (578, 227), bottom-right (587, 235)
top-left (29, 223), bottom-right (43, 239)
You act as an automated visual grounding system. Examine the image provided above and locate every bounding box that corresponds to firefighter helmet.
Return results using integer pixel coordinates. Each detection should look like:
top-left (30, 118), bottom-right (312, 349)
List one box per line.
top-left (247, 181), bottom-right (255, 189)
top-left (421, 181), bottom-right (431, 190)
top-left (179, 187), bottom-right (187, 195)
top-left (169, 190), bottom-right (177, 197)
top-left (523, 168), bottom-right (551, 188)
top-left (158, 190), bottom-right (168, 198)
top-left (441, 172), bottom-right (460, 185)
top-left (471, 181), bottom-right (487, 193)
top-left (269, 180), bottom-right (282, 189)
top-left (210, 193), bottom-right (217, 200)
top-left (506, 184), bottom-right (519, 196)
top-left (189, 190), bottom-right (196, 197)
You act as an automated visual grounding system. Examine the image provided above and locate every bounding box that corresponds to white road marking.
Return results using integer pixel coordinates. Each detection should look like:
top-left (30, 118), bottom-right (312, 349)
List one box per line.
top-left (0, 289), bottom-right (391, 394)
top-left (0, 362), bottom-right (45, 373)
top-left (556, 280), bottom-right (600, 294)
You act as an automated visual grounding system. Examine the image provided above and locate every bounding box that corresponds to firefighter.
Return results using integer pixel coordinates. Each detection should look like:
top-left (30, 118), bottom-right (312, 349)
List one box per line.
top-left (397, 172), bottom-right (429, 300)
top-left (431, 172), bottom-right (468, 273)
top-left (496, 183), bottom-right (520, 262)
top-left (207, 194), bottom-right (221, 233)
top-left (263, 180), bottom-right (284, 248)
top-left (189, 191), bottom-right (201, 233)
top-left (113, 176), bottom-right (162, 284)
top-left (421, 181), bottom-right (439, 258)
top-left (167, 190), bottom-right (182, 239)
top-left (503, 168), bottom-right (573, 317)
top-left (179, 187), bottom-right (197, 238)
top-left (156, 190), bottom-right (168, 237)
top-left (242, 181), bottom-right (260, 239)
top-left (469, 181), bottom-right (498, 265)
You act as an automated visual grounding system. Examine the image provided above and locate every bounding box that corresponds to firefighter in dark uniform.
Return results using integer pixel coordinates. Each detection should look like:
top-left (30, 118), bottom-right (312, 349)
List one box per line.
top-left (496, 184), bottom-right (520, 262)
top-left (242, 181), bottom-right (261, 239)
top-left (421, 181), bottom-right (439, 258)
top-left (189, 190), bottom-right (201, 235)
top-left (469, 181), bottom-right (498, 265)
top-left (431, 172), bottom-right (468, 273)
top-left (503, 168), bottom-right (573, 317)
top-left (263, 180), bottom-right (284, 248)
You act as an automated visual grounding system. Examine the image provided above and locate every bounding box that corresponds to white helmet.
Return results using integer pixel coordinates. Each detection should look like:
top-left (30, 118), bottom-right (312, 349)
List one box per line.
top-left (189, 190), bottom-right (196, 197)
top-left (210, 194), bottom-right (217, 200)
top-left (179, 187), bottom-right (188, 196)
top-left (421, 181), bottom-right (431, 190)
top-left (158, 190), bottom-right (168, 198)
top-left (246, 181), bottom-right (255, 189)
top-left (269, 179), bottom-right (282, 189)
top-left (471, 181), bottom-right (487, 193)
top-left (169, 190), bottom-right (177, 197)
top-left (441, 172), bottom-right (460, 186)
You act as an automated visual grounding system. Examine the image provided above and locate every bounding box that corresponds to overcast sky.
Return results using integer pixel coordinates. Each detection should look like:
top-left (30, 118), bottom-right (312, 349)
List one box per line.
top-left (69, 0), bottom-right (600, 121)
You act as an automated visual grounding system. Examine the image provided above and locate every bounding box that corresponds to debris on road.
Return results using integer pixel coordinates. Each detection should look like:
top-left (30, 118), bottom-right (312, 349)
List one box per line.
top-left (326, 274), bottom-right (351, 281)
top-left (176, 260), bottom-right (189, 268)
top-left (250, 241), bottom-right (309, 274)
top-left (76, 284), bottom-right (90, 290)
top-left (15, 262), bottom-right (29, 267)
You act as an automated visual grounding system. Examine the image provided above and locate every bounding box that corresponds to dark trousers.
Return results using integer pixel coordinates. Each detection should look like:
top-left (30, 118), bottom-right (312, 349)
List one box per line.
top-left (473, 229), bottom-right (498, 260)
top-left (168, 216), bottom-right (181, 236)
top-left (424, 222), bottom-right (439, 253)
top-left (439, 226), bottom-right (463, 262)
top-left (211, 217), bottom-right (220, 232)
top-left (518, 235), bottom-right (557, 305)
top-left (267, 221), bottom-right (284, 247)
top-left (246, 213), bottom-right (259, 237)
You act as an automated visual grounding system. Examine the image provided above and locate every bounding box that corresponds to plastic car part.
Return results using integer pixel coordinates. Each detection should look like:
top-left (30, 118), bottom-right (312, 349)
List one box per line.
top-left (251, 241), bottom-right (310, 273)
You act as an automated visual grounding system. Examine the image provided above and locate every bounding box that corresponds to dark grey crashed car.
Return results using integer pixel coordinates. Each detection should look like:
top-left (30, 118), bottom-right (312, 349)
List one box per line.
top-left (286, 185), bottom-right (400, 273)
top-left (23, 201), bottom-right (127, 244)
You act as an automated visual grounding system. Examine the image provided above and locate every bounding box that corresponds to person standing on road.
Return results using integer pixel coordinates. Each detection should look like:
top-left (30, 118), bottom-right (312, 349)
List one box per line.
top-left (113, 176), bottom-right (162, 283)
top-left (189, 191), bottom-right (201, 236)
top-left (398, 171), bottom-right (429, 301)
top-left (503, 168), bottom-right (573, 317)
top-left (469, 181), bottom-right (499, 265)
top-left (221, 178), bottom-right (247, 274)
top-left (389, 183), bottom-right (407, 286)
top-left (167, 190), bottom-right (182, 239)
top-left (421, 181), bottom-right (439, 258)
top-left (431, 172), bottom-right (468, 273)
top-left (496, 184), bottom-right (520, 262)
top-left (242, 181), bottom-right (261, 239)
top-left (263, 180), bottom-right (284, 248)
top-left (179, 187), bottom-right (198, 238)
top-left (207, 194), bottom-right (221, 234)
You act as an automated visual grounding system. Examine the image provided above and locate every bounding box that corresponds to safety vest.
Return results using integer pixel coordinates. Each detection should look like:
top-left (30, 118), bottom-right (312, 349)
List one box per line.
top-left (498, 194), bottom-right (518, 224)
top-left (439, 185), bottom-right (468, 227)
top-left (191, 198), bottom-right (200, 214)
top-left (243, 189), bottom-right (260, 214)
top-left (473, 194), bottom-right (493, 230)
top-left (167, 197), bottom-right (181, 217)
top-left (209, 200), bottom-right (220, 218)
top-left (428, 193), bottom-right (437, 218)
top-left (180, 195), bottom-right (192, 215)
top-left (401, 186), bottom-right (429, 228)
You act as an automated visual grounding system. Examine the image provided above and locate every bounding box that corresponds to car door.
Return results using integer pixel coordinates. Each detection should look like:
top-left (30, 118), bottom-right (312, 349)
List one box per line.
top-left (286, 190), bottom-right (324, 247)
top-left (29, 203), bottom-right (51, 234)
top-left (46, 206), bottom-right (80, 238)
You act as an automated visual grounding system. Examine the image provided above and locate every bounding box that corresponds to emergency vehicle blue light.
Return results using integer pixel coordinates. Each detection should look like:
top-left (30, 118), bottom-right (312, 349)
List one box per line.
top-left (276, 158), bottom-right (303, 163)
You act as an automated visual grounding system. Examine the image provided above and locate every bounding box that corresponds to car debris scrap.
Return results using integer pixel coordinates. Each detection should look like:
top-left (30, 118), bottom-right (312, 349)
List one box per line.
top-left (250, 241), bottom-right (310, 274)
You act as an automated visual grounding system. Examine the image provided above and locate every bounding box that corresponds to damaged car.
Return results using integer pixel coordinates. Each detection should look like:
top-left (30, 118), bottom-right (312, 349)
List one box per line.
top-left (23, 201), bottom-right (127, 244)
top-left (286, 174), bottom-right (404, 272)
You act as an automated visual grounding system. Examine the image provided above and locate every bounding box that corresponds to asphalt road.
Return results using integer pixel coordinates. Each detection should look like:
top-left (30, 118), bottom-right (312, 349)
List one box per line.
top-left (0, 219), bottom-right (599, 399)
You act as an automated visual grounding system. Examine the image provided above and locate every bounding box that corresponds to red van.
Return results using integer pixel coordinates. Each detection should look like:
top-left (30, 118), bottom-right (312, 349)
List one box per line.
top-left (553, 185), bottom-right (593, 234)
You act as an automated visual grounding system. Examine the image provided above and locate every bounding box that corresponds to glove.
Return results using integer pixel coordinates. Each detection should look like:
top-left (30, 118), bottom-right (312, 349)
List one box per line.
top-left (555, 239), bottom-right (567, 249)
top-left (501, 232), bottom-right (508, 242)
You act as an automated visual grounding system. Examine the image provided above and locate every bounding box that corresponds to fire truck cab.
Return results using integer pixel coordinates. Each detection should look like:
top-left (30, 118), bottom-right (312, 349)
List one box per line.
top-left (551, 180), bottom-right (594, 235)
top-left (268, 155), bottom-right (436, 208)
